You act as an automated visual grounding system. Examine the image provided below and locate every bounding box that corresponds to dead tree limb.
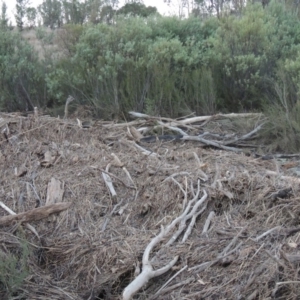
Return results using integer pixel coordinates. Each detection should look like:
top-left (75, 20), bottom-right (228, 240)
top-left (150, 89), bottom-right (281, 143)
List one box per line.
top-left (223, 122), bottom-right (266, 146)
top-left (123, 183), bottom-right (208, 300)
top-left (0, 201), bottom-right (39, 238)
top-left (129, 111), bottom-right (263, 125)
top-left (182, 135), bottom-right (242, 152)
top-left (122, 227), bottom-right (179, 300)
top-left (0, 202), bottom-right (72, 226)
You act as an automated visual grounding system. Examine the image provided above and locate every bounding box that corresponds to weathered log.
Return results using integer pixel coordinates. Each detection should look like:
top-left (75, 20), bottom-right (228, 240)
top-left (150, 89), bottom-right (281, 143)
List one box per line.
top-left (0, 202), bottom-right (72, 226)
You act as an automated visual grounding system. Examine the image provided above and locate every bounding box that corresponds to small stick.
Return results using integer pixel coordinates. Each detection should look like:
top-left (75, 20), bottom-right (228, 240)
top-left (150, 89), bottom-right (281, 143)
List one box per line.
top-left (163, 172), bottom-right (190, 183)
top-left (133, 142), bottom-right (157, 156)
top-left (101, 199), bottom-right (124, 232)
top-left (102, 163), bottom-right (117, 201)
top-left (202, 211), bottom-right (215, 234)
top-left (153, 265), bottom-right (188, 297)
top-left (264, 249), bottom-right (286, 268)
top-left (91, 166), bottom-right (135, 189)
top-left (255, 226), bottom-right (281, 242)
top-left (219, 227), bottom-right (245, 257)
top-left (111, 153), bottom-right (136, 187)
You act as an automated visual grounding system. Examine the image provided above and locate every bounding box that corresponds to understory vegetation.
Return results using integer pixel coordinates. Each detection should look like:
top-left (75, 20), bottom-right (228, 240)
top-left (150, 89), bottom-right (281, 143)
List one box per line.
top-left (1, 0), bottom-right (300, 150)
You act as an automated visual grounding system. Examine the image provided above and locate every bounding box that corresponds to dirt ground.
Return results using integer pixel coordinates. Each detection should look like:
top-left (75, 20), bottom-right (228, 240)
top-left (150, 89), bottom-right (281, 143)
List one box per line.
top-left (1, 113), bottom-right (300, 300)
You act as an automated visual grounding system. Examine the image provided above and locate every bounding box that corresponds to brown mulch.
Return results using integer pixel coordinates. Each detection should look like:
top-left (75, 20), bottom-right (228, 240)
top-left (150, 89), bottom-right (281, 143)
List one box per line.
top-left (0, 113), bottom-right (300, 300)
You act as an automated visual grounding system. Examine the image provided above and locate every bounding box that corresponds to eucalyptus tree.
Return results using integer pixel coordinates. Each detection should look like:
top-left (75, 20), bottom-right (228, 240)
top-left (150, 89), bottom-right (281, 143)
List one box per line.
top-left (0, 1), bottom-right (9, 29)
top-left (38, 0), bottom-right (63, 28)
top-left (15, 0), bottom-right (29, 30)
top-left (26, 7), bottom-right (37, 27)
top-left (117, 2), bottom-right (158, 17)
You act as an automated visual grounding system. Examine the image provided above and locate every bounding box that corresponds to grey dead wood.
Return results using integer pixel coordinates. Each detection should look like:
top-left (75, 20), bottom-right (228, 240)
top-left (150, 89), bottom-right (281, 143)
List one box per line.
top-left (122, 183), bottom-right (208, 300)
top-left (0, 202), bottom-right (72, 226)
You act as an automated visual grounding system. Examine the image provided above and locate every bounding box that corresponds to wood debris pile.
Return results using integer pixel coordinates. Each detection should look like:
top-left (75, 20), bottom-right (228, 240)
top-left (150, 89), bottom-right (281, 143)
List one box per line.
top-left (1, 111), bottom-right (300, 299)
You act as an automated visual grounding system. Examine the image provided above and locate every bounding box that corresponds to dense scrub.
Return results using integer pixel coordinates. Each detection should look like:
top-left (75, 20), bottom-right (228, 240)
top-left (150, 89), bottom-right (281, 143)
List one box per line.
top-left (1, 1), bottom-right (300, 149)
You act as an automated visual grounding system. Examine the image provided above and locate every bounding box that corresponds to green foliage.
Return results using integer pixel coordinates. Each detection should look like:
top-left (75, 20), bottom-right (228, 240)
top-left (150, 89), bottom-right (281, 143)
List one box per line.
top-left (26, 7), bottom-right (37, 27)
top-left (208, 1), bottom-right (300, 112)
top-left (3, 0), bottom-right (300, 151)
top-left (55, 23), bottom-right (84, 55)
top-left (117, 3), bottom-right (158, 18)
top-left (0, 1), bottom-right (8, 29)
top-left (99, 5), bottom-right (116, 24)
top-left (262, 63), bottom-right (300, 152)
top-left (35, 25), bottom-right (54, 44)
top-left (43, 14), bottom-right (219, 117)
top-left (0, 28), bottom-right (45, 110)
top-left (62, 0), bottom-right (86, 25)
top-left (0, 237), bottom-right (30, 298)
top-left (38, 0), bottom-right (62, 28)
top-left (15, 0), bottom-right (28, 30)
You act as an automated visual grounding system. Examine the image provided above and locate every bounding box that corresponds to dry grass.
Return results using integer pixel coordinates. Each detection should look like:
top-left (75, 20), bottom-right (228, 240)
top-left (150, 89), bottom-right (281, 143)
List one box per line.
top-left (0, 113), bottom-right (300, 299)
top-left (20, 28), bottom-right (62, 60)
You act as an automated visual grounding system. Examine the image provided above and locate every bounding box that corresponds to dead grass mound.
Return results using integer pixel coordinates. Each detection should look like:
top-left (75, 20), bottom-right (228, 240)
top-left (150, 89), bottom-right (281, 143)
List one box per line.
top-left (0, 113), bottom-right (300, 300)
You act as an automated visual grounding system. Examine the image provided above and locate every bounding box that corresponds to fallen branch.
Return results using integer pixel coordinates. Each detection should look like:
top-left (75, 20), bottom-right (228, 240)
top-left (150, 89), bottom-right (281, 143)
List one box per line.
top-left (0, 201), bottom-right (39, 238)
top-left (123, 184), bottom-right (208, 300)
top-left (129, 111), bottom-right (263, 125)
top-left (122, 227), bottom-right (179, 300)
top-left (0, 202), bottom-right (72, 226)
top-left (182, 135), bottom-right (242, 152)
top-left (223, 122), bottom-right (266, 146)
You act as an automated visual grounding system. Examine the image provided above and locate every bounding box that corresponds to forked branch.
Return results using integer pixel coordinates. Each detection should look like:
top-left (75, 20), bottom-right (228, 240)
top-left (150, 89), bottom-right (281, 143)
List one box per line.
top-left (122, 181), bottom-right (208, 300)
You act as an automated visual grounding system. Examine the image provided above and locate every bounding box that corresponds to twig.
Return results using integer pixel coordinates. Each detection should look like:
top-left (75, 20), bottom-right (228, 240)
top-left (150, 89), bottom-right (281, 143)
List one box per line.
top-left (111, 153), bottom-right (136, 188)
top-left (92, 167), bottom-right (136, 189)
top-left (223, 122), bottom-right (266, 146)
top-left (102, 163), bottom-right (117, 201)
top-left (133, 142), bottom-right (157, 157)
top-left (264, 250), bottom-right (285, 268)
top-left (189, 241), bottom-right (243, 272)
top-left (182, 135), bottom-right (242, 152)
top-left (152, 265), bottom-right (188, 298)
top-left (171, 177), bottom-right (187, 202)
top-left (202, 211), bottom-right (215, 234)
top-left (101, 199), bottom-right (124, 232)
top-left (150, 277), bottom-right (194, 299)
top-left (156, 121), bottom-right (189, 136)
top-left (182, 204), bottom-right (207, 243)
top-left (166, 187), bottom-right (207, 246)
top-left (219, 227), bottom-right (245, 257)
top-left (192, 152), bottom-right (208, 181)
top-left (163, 172), bottom-right (190, 183)
top-left (254, 226), bottom-right (281, 242)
